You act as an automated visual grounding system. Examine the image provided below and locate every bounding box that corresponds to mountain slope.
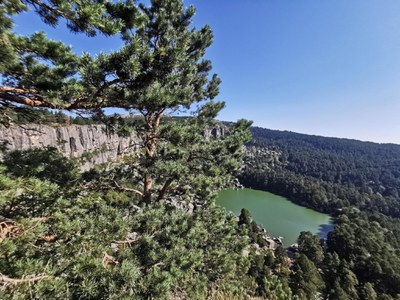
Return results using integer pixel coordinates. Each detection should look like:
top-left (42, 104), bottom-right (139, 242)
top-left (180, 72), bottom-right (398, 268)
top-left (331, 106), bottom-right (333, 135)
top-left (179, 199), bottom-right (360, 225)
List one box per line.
top-left (240, 127), bottom-right (400, 217)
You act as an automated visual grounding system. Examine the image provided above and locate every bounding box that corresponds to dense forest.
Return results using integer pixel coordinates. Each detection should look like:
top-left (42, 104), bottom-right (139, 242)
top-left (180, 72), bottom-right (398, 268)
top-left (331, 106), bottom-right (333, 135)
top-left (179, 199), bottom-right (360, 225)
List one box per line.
top-left (239, 127), bottom-right (400, 299)
top-left (241, 127), bottom-right (400, 216)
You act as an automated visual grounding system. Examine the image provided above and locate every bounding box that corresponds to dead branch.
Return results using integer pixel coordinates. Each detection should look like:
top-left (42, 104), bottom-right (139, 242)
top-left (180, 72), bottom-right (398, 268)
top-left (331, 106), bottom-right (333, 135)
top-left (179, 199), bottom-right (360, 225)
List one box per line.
top-left (102, 252), bottom-right (119, 267)
top-left (0, 217), bottom-right (49, 243)
top-left (38, 234), bottom-right (57, 242)
top-left (111, 239), bottom-right (137, 245)
top-left (113, 181), bottom-right (144, 197)
top-left (0, 273), bottom-right (52, 285)
top-left (0, 221), bottom-right (21, 243)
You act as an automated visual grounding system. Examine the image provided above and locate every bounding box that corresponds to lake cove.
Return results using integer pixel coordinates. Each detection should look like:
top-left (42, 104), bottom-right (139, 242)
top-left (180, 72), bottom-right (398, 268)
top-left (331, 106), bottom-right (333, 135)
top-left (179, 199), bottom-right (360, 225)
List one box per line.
top-left (216, 188), bottom-right (333, 246)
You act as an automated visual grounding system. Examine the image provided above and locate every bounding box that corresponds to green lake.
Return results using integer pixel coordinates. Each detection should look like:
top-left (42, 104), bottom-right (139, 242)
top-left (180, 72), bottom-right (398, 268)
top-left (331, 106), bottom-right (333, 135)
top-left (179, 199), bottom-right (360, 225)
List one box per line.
top-left (216, 188), bottom-right (333, 246)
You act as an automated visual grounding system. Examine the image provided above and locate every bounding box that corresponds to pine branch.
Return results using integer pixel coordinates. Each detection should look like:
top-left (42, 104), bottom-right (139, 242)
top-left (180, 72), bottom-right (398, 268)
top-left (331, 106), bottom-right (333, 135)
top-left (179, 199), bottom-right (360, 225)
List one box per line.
top-left (28, 0), bottom-right (67, 20)
top-left (113, 181), bottom-right (144, 197)
top-left (0, 86), bottom-right (130, 110)
top-left (0, 86), bottom-right (54, 108)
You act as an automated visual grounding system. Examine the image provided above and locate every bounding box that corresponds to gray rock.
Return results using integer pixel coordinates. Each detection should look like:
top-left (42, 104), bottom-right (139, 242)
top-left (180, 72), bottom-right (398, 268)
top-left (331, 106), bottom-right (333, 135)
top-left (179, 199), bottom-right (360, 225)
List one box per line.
top-left (0, 124), bottom-right (140, 170)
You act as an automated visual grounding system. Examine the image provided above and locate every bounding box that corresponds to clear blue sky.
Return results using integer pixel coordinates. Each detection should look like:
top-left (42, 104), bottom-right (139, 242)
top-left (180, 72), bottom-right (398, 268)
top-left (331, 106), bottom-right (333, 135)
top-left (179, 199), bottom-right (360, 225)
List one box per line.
top-left (13, 0), bottom-right (400, 144)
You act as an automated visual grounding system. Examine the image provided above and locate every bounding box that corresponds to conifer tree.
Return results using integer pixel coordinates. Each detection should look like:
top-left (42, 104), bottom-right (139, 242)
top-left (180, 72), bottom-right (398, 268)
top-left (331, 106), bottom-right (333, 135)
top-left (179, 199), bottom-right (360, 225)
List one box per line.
top-left (1, 0), bottom-right (251, 204)
top-left (75, 0), bottom-right (252, 203)
top-left (290, 253), bottom-right (325, 300)
top-left (297, 231), bottom-right (324, 266)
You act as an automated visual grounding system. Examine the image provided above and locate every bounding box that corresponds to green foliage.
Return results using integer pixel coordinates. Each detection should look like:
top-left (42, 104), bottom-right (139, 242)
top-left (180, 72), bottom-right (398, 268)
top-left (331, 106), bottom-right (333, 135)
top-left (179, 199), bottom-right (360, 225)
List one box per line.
top-left (239, 208), bottom-right (252, 226)
top-left (297, 231), bottom-right (324, 267)
top-left (0, 157), bottom-right (259, 299)
top-left (128, 204), bottom-right (250, 299)
top-left (2, 0), bottom-right (253, 205)
top-left (71, 0), bottom-right (253, 204)
top-left (241, 127), bottom-right (400, 300)
top-left (3, 147), bottom-right (78, 184)
top-left (5, 1), bottom-right (387, 299)
top-left (289, 253), bottom-right (325, 300)
top-left (262, 275), bottom-right (293, 300)
top-left (359, 282), bottom-right (378, 300)
top-left (241, 127), bottom-right (400, 216)
top-left (326, 210), bottom-right (400, 298)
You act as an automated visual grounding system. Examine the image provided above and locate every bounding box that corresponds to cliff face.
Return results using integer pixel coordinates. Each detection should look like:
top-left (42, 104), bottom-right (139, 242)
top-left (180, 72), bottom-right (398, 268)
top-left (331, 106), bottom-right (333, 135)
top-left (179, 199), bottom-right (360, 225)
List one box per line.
top-left (0, 124), bottom-right (139, 170)
top-left (0, 123), bottom-right (226, 170)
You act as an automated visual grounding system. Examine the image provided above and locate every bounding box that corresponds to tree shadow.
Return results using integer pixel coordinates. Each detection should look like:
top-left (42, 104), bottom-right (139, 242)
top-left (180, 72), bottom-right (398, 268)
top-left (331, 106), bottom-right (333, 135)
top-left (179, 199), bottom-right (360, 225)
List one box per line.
top-left (3, 147), bottom-right (78, 185)
top-left (1, 147), bottom-right (80, 219)
top-left (316, 222), bottom-right (335, 240)
top-left (0, 140), bottom-right (10, 153)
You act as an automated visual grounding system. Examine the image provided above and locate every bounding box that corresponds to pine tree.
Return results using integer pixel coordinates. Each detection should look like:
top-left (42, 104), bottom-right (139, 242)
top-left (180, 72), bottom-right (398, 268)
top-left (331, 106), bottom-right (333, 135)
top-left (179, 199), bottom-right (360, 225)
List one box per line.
top-left (359, 282), bottom-right (378, 300)
top-left (0, 2), bottom-right (258, 298)
top-left (1, 0), bottom-right (251, 204)
top-left (290, 253), bottom-right (325, 300)
top-left (74, 0), bottom-right (252, 204)
top-left (297, 231), bottom-right (324, 266)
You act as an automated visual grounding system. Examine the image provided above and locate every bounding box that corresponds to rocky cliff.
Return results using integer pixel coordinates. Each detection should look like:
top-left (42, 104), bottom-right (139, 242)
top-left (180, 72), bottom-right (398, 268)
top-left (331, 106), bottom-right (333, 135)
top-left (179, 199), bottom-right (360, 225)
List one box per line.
top-left (0, 124), bottom-right (139, 170)
top-left (0, 122), bottom-right (227, 171)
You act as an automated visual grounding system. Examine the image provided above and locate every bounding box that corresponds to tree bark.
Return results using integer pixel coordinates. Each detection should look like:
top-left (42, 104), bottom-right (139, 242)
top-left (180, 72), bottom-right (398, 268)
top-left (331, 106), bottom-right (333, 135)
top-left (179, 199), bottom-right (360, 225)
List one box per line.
top-left (157, 178), bottom-right (174, 201)
top-left (142, 109), bottom-right (164, 204)
top-left (143, 175), bottom-right (153, 204)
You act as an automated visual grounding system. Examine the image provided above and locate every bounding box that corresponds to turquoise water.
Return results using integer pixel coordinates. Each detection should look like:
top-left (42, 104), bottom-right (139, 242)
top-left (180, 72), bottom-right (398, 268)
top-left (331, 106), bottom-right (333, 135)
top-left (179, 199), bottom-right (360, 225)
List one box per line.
top-left (216, 188), bottom-right (333, 245)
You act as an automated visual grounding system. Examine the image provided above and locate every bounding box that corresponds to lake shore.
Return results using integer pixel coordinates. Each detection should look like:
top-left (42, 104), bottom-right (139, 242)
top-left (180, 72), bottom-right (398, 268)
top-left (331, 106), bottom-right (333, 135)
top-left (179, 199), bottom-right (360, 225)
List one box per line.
top-left (216, 188), bottom-right (333, 246)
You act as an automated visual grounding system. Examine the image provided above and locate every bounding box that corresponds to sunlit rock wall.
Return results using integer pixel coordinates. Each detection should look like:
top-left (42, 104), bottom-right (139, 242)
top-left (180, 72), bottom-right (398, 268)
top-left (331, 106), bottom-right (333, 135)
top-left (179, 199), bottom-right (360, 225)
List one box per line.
top-left (0, 124), bottom-right (139, 170)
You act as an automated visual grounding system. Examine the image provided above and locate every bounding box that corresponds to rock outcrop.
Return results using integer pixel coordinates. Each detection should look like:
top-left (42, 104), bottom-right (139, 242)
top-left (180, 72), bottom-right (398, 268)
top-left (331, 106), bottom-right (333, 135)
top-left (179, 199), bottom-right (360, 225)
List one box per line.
top-left (0, 124), bottom-right (139, 170)
top-left (0, 122), bottom-right (227, 171)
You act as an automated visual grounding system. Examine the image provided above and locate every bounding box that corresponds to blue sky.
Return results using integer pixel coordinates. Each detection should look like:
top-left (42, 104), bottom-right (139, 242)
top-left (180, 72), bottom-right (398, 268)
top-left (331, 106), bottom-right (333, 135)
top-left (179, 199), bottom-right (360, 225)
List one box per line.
top-left (13, 0), bottom-right (400, 143)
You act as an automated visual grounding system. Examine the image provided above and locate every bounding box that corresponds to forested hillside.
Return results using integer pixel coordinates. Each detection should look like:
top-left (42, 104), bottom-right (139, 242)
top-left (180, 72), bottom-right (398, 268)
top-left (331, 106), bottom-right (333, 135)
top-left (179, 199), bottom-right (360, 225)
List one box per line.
top-left (241, 127), bottom-right (400, 216)
top-left (239, 127), bottom-right (400, 299)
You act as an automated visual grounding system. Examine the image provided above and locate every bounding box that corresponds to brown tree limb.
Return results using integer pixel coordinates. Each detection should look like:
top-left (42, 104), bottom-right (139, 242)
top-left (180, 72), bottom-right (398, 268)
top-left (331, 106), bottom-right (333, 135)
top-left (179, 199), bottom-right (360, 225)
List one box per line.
top-left (157, 178), bottom-right (174, 201)
top-left (154, 108), bottom-right (165, 129)
top-left (0, 87), bottom-right (55, 108)
top-left (143, 175), bottom-right (153, 204)
top-left (113, 181), bottom-right (143, 197)
top-left (0, 86), bottom-right (130, 110)
top-left (111, 239), bottom-right (137, 245)
top-left (0, 273), bottom-right (52, 285)
top-left (0, 221), bottom-right (21, 243)
top-left (102, 252), bottom-right (118, 267)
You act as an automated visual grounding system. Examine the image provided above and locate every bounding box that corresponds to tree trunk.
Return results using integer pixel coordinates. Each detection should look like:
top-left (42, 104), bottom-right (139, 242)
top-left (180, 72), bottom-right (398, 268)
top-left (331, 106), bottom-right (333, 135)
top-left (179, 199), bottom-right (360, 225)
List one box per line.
top-left (157, 178), bottom-right (174, 201)
top-left (142, 110), bottom-right (164, 204)
top-left (143, 175), bottom-right (153, 204)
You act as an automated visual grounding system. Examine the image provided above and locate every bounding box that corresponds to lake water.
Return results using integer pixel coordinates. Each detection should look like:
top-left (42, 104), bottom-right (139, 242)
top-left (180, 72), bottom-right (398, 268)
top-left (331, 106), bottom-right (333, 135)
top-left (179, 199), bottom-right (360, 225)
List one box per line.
top-left (216, 188), bottom-right (333, 246)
